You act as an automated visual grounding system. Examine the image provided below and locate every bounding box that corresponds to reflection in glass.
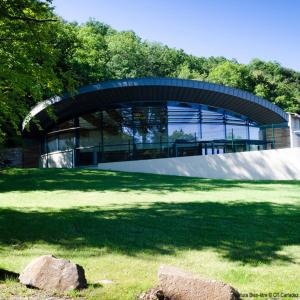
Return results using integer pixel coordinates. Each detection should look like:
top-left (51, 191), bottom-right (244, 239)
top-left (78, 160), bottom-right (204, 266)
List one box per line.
top-left (226, 124), bottom-right (247, 139)
top-left (168, 106), bottom-right (200, 142)
top-left (249, 126), bottom-right (260, 140)
top-left (47, 135), bottom-right (57, 152)
top-left (43, 101), bottom-right (271, 165)
top-left (202, 123), bottom-right (225, 140)
top-left (134, 106), bottom-right (168, 144)
top-left (59, 132), bottom-right (75, 150)
top-left (168, 124), bottom-right (199, 142)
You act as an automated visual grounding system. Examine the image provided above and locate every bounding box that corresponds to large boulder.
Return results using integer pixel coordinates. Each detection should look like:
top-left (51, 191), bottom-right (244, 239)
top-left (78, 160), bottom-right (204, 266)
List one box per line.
top-left (19, 255), bottom-right (87, 292)
top-left (158, 265), bottom-right (240, 300)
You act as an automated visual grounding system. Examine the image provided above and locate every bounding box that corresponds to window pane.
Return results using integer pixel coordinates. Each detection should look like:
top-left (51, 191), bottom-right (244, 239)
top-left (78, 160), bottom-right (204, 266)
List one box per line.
top-left (168, 124), bottom-right (199, 142)
top-left (249, 126), bottom-right (260, 140)
top-left (168, 105), bottom-right (200, 142)
top-left (59, 132), bottom-right (75, 150)
top-left (226, 125), bottom-right (247, 139)
top-left (79, 113), bottom-right (101, 148)
top-left (201, 109), bottom-right (224, 124)
top-left (134, 106), bottom-right (168, 144)
top-left (47, 135), bottom-right (58, 152)
top-left (103, 109), bottom-right (133, 145)
top-left (79, 130), bottom-right (100, 148)
top-left (202, 124), bottom-right (225, 140)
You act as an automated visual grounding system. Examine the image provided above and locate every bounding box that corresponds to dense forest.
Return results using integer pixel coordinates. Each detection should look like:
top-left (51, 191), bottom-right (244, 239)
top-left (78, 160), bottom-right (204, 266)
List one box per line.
top-left (1, 0), bottom-right (300, 146)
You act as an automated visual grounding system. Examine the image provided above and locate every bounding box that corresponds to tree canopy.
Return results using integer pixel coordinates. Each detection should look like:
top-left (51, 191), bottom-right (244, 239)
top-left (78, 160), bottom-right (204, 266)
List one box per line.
top-left (1, 0), bottom-right (300, 146)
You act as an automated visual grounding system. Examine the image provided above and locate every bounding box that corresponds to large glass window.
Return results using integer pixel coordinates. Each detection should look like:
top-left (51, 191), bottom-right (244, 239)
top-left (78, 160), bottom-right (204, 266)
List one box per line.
top-left (134, 106), bottom-right (168, 144)
top-left (103, 109), bottom-right (132, 145)
top-left (249, 126), bottom-right (260, 140)
top-left (133, 106), bottom-right (168, 160)
top-left (79, 113), bottom-right (101, 148)
top-left (168, 106), bottom-right (200, 142)
top-left (47, 135), bottom-right (58, 152)
top-left (102, 109), bottom-right (133, 162)
top-left (202, 124), bottom-right (225, 140)
top-left (201, 108), bottom-right (224, 124)
top-left (201, 108), bottom-right (225, 140)
top-left (59, 132), bottom-right (75, 150)
top-left (44, 101), bottom-right (267, 164)
top-left (226, 124), bottom-right (248, 139)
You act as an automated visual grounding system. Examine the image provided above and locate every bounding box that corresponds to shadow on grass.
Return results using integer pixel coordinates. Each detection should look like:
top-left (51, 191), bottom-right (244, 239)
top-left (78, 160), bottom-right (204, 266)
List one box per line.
top-left (0, 269), bottom-right (19, 281)
top-left (0, 201), bottom-right (299, 265)
top-left (0, 168), bottom-right (300, 193)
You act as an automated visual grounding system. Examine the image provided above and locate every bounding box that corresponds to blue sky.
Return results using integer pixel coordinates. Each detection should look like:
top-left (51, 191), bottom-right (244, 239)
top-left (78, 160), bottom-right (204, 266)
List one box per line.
top-left (52, 0), bottom-right (300, 71)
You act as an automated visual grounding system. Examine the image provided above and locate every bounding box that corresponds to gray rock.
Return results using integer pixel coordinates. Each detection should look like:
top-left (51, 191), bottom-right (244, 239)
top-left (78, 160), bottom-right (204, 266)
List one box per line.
top-left (19, 255), bottom-right (87, 292)
top-left (138, 288), bottom-right (169, 300)
top-left (158, 265), bottom-right (240, 300)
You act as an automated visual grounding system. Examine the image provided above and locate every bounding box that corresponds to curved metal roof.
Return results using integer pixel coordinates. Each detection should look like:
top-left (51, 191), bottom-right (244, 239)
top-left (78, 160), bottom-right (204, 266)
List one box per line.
top-left (23, 77), bottom-right (288, 133)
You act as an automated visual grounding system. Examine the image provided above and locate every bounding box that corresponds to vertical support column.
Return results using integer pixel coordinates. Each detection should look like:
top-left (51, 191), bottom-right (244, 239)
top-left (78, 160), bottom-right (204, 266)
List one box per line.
top-left (56, 134), bottom-right (59, 152)
top-left (246, 120), bottom-right (250, 151)
top-left (167, 104), bottom-right (170, 157)
top-left (199, 107), bottom-right (202, 139)
top-left (45, 135), bottom-right (49, 168)
top-left (131, 108), bottom-right (136, 160)
top-left (289, 113), bottom-right (294, 148)
top-left (74, 117), bottom-right (80, 167)
top-left (223, 112), bottom-right (227, 154)
top-left (272, 124), bottom-right (275, 149)
top-left (100, 111), bottom-right (104, 162)
top-left (246, 120), bottom-right (250, 139)
top-left (231, 128), bottom-right (234, 152)
top-left (223, 110), bottom-right (227, 140)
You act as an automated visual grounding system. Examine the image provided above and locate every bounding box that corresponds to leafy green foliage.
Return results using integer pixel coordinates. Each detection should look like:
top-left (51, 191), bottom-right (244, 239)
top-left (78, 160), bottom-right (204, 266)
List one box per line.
top-left (67, 21), bottom-right (300, 115)
top-left (0, 0), bottom-right (77, 145)
top-left (169, 129), bottom-right (195, 141)
top-left (207, 61), bottom-right (252, 91)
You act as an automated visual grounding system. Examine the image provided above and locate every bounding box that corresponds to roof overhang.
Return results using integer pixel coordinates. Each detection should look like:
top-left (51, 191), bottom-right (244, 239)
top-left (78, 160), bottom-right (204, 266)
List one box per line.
top-left (23, 77), bottom-right (288, 135)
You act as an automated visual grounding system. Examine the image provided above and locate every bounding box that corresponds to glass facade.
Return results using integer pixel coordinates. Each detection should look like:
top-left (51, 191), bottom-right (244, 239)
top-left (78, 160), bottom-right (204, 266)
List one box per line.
top-left (42, 101), bottom-right (271, 166)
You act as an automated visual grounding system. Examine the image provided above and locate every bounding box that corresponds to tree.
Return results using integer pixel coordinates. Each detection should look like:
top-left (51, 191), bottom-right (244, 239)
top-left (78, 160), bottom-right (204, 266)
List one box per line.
top-left (1, 4), bottom-right (300, 147)
top-left (169, 129), bottom-right (195, 142)
top-left (69, 20), bottom-right (112, 85)
top-left (0, 0), bottom-right (76, 145)
top-left (106, 30), bottom-right (145, 79)
top-left (248, 59), bottom-right (300, 113)
top-left (207, 61), bottom-right (252, 91)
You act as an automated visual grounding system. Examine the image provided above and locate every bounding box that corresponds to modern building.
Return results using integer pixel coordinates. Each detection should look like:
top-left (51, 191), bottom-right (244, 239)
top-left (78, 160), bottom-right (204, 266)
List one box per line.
top-left (22, 78), bottom-right (299, 168)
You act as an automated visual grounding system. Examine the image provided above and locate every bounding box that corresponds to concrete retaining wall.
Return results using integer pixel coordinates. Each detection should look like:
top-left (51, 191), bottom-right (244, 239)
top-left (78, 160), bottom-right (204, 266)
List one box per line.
top-left (98, 148), bottom-right (300, 180)
top-left (289, 113), bottom-right (300, 148)
top-left (40, 150), bottom-right (73, 168)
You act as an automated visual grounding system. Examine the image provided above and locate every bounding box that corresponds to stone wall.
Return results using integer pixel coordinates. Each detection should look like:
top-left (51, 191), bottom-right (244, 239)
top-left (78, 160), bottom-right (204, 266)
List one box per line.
top-left (0, 147), bottom-right (23, 167)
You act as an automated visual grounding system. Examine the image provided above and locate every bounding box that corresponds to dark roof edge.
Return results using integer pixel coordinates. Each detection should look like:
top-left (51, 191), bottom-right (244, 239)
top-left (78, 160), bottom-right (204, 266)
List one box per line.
top-left (22, 77), bottom-right (288, 130)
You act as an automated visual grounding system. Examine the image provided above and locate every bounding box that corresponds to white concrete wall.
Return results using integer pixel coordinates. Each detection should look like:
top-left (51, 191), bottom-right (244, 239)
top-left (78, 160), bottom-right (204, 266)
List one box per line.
top-left (98, 148), bottom-right (300, 180)
top-left (289, 113), bottom-right (300, 148)
top-left (40, 150), bottom-right (73, 168)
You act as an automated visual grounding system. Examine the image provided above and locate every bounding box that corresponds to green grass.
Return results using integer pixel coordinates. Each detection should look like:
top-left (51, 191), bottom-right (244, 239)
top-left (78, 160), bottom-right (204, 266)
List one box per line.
top-left (0, 168), bottom-right (300, 300)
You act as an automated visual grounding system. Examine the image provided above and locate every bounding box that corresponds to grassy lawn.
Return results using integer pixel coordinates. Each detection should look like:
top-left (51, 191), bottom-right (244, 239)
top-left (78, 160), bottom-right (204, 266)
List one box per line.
top-left (0, 168), bottom-right (300, 299)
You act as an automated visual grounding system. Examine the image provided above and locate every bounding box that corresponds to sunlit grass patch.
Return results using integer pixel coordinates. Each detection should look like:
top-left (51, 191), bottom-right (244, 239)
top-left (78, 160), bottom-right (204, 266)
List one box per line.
top-left (0, 168), bottom-right (300, 299)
